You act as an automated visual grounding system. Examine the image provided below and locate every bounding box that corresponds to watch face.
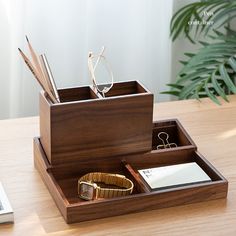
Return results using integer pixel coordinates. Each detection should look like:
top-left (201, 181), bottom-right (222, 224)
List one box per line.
top-left (78, 182), bottom-right (95, 200)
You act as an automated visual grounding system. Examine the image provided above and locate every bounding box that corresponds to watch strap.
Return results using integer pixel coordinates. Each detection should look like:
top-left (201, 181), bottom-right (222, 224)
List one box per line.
top-left (79, 172), bottom-right (133, 198)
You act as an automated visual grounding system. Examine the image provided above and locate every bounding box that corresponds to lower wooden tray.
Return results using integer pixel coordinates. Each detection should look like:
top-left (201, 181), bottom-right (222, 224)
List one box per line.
top-left (34, 137), bottom-right (228, 224)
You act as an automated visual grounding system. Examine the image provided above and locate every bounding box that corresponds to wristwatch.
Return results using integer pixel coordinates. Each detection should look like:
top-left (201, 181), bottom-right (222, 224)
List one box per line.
top-left (78, 172), bottom-right (134, 200)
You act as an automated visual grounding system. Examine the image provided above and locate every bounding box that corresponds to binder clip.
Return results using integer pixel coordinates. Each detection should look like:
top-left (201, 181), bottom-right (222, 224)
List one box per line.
top-left (156, 132), bottom-right (177, 149)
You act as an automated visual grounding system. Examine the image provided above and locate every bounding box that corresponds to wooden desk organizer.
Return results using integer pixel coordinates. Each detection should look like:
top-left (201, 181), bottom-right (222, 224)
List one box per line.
top-left (34, 81), bottom-right (228, 223)
top-left (40, 81), bottom-right (153, 165)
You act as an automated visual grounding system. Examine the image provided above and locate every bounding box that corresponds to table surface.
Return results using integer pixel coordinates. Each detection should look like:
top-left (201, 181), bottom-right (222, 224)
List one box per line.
top-left (0, 96), bottom-right (236, 236)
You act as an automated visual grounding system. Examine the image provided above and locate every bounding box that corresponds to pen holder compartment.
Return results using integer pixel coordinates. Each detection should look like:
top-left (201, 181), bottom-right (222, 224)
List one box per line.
top-left (151, 119), bottom-right (196, 152)
top-left (102, 81), bottom-right (147, 97)
top-left (39, 81), bottom-right (153, 166)
top-left (57, 86), bottom-right (98, 102)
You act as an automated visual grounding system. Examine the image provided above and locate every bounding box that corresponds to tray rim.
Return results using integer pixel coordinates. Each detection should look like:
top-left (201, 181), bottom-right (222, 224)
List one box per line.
top-left (33, 136), bottom-right (228, 223)
top-left (44, 80), bottom-right (153, 107)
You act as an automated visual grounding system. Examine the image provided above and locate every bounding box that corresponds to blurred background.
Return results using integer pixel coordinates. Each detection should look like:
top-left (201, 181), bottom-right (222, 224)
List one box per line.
top-left (0, 0), bottom-right (203, 119)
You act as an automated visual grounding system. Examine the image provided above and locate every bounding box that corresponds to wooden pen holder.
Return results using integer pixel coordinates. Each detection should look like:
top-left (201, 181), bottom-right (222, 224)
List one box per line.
top-left (39, 80), bottom-right (153, 165)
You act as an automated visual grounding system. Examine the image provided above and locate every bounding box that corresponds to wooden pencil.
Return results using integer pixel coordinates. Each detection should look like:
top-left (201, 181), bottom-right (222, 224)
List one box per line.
top-left (25, 36), bottom-right (56, 98)
top-left (18, 48), bottom-right (58, 103)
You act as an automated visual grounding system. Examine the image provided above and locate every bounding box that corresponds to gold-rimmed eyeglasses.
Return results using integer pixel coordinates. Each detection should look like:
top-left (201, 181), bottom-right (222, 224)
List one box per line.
top-left (88, 46), bottom-right (114, 98)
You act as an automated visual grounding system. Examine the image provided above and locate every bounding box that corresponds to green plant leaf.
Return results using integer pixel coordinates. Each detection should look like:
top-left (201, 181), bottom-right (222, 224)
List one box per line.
top-left (179, 60), bottom-right (220, 75)
top-left (211, 70), bottom-right (229, 102)
top-left (179, 60), bottom-right (188, 65)
top-left (225, 26), bottom-right (236, 36)
top-left (177, 69), bottom-right (211, 84)
top-left (204, 78), bottom-right (221, 105)
top-left (165, 33), bottom-right (236, 104)
top-left (160, 91), bottom-right (180, 96)
top-left (219, 64), bottom-right (236, 93)
top-left (167, 1), bottom-right (236, 104)
top-left (170, 4), bottom-right (195, 33)
top-left (199, 41), bottom-right (210, 46)
top-left (194, 81), bottom-right (205, 100)
top-left (172, 8), bottom-right (196, 41)
top-left (200, 2), bottom-right (229, 35)
top-left (184, 53), bottom-right (196, 58)
top-left (179, 78), bottom-right (205, 99)
top-left (170, 0), bottom-right (234, 42)
top-left (166, 83), bottom-right (184, 89)
top-left (228, 57), bottom-right (236, 72)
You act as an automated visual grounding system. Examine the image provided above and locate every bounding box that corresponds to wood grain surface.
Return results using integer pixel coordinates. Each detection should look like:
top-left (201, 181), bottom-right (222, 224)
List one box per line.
top-left (40, 81), bottom-right (153, 165)
top-left (0, 95), bottom-right (236, 235)
top-left (34, 135), bottom-right (227, 223)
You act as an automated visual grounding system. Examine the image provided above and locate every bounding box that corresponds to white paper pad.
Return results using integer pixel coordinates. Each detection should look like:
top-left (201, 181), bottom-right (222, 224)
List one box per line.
top-left (138, 162), bottom-right (211, 190)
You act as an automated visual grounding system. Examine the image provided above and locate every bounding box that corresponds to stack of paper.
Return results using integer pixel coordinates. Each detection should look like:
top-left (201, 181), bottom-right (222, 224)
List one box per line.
top-left (138, 162), bottom-right (211, 190)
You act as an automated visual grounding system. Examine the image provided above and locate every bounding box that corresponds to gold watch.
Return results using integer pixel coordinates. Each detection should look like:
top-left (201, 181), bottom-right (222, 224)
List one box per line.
top-left (78, 172), bottom-right (134, 200)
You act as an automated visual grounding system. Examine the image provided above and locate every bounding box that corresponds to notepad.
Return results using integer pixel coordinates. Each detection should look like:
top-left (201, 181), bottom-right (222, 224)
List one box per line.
top-left (138, 162), bottom-right (211, 190)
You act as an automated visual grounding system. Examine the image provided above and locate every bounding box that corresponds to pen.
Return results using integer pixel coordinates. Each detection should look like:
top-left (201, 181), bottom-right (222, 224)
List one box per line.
top-left (39, 54), bottom-right (60, 103)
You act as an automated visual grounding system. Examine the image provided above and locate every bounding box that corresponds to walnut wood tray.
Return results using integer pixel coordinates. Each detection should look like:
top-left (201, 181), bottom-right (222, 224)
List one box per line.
top-left (34, 120), bottom-right (228, 223)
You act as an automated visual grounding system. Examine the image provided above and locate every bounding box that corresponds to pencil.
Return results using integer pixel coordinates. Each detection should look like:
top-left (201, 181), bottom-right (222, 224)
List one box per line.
top-left (25, 36), bottom-right (55, 97)
top-left (18, 48), bottom-right (58, 103)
